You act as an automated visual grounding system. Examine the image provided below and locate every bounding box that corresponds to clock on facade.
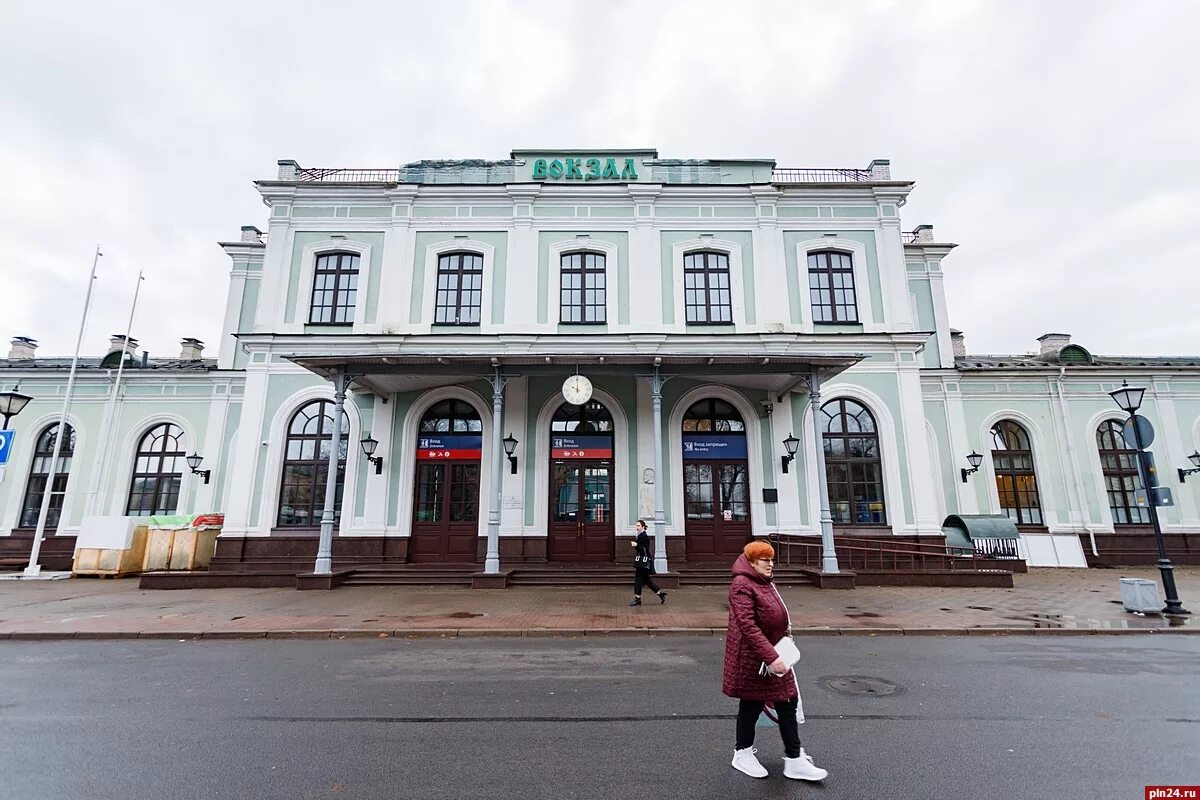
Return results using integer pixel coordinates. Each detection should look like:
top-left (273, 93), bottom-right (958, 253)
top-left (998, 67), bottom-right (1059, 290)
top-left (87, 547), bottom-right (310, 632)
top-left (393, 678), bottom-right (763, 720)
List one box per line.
top-left (562, 374), bottom-right (593, 405)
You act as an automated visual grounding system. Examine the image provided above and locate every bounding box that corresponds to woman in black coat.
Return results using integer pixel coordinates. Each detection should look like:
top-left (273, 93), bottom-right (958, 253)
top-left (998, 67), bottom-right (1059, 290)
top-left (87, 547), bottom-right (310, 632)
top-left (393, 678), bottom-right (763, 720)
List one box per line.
top-left (628, 519), bottom-right (667, 606)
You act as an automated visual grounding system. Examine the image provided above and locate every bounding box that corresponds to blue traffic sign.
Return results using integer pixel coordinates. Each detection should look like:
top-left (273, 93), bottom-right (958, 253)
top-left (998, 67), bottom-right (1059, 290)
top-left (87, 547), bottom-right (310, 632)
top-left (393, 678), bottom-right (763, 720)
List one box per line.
top-left (0, 430), bottom-right (14, 466)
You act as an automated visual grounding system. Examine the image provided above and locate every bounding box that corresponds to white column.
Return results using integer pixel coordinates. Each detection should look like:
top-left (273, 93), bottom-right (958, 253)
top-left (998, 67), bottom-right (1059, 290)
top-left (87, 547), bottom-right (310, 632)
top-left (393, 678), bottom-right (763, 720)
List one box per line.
top-left (485, 369), bottom-right (505, 573)
top-left (807, 376), bottom-right (839, 573)
top-left (897, 364), bottom-right (943, 534)
top-left (313, 371), bottom-right (347, 575)
top-left (772, 391), bottom-right (804, 531)
top-left (943, 383), bottom-right (980, 514)
top-left (651, 368), bottom-right (669, 573)
top-left (627, 185), bottom-right (662, 329)
top-left (221, 368), bottom-right (270, 536)
top-left (193, 385), bottom-right (231, 513)
top-left (360, 393), bottom-right (390, 535)
top-left (875, 218), bottom-right (913, 332)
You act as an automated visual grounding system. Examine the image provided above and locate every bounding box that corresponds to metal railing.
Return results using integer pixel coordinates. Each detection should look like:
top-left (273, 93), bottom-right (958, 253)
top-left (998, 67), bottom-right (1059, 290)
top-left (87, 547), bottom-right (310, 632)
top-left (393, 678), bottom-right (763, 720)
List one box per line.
top-left (294, 168), bottom-right (402, 183)
top-left (901, 231), bottom-right (921, 243)
top-left (972, 537), bottom-right (1021, 559)
top-left (771, 168), bottom-right (872, 183)
top-left (768, 533), bottom-right (1002, 573)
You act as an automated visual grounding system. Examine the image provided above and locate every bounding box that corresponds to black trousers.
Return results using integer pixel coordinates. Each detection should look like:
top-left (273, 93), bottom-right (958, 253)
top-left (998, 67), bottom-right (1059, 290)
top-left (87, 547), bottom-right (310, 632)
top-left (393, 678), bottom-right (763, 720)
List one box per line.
top-left (633, 568), bottom-right (661, 596)
top-left (736, 698), bottom-right (801, 758)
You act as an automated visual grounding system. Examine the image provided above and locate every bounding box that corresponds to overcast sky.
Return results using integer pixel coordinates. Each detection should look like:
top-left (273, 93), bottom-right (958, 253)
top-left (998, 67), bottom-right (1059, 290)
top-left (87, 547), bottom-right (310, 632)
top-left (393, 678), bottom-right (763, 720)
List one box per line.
top-left (2, 0), bottom-right (1197, 361)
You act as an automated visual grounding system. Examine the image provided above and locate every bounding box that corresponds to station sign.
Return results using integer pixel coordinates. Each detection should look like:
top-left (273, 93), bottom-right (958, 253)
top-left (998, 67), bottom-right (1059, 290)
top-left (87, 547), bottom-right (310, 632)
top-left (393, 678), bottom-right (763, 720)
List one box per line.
top-left (551, 435), bottom-right (613, 459)
top-left (531, 156), bottom-right (639, 182)
top-left (416, 434), bottom-right (482, 460)
top-left (682, 433), bottom-right (748, 460)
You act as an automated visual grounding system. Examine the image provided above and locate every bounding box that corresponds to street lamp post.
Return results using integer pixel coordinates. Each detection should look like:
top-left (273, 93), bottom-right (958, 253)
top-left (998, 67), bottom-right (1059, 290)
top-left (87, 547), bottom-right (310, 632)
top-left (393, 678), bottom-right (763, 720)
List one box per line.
top-left (1109, 382), bottom-right (1189, 615)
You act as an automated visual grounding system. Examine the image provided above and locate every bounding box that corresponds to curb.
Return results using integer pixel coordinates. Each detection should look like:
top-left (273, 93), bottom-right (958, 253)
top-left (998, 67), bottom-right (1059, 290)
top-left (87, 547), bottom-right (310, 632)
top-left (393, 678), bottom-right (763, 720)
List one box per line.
top-left (0, 626), bottom-right (1193, 641)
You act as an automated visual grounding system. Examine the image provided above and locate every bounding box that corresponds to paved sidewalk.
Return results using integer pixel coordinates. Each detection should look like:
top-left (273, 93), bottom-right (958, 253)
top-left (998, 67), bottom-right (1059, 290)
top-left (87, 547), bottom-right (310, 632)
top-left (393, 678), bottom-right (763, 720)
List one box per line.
top-left (0, 567), bottom-right (1196, 639)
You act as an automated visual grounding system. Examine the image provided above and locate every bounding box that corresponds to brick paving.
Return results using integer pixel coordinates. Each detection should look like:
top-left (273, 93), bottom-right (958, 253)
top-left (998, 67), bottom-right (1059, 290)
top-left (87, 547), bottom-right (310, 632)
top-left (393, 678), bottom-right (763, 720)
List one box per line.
top-left (0, 567), bottom-right (1197, 639)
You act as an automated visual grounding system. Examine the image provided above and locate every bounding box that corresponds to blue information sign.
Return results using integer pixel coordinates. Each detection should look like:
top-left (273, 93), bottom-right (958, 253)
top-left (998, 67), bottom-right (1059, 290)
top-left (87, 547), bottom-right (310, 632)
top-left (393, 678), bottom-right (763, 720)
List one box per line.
top-left (682, 433), bottom-right (748, 460)
top-left (416, 434), bottom-right (482, 460)
top-left (551, 435), bottom-right (613, 458)
top-left (0, 430), bottom-right (13, 466)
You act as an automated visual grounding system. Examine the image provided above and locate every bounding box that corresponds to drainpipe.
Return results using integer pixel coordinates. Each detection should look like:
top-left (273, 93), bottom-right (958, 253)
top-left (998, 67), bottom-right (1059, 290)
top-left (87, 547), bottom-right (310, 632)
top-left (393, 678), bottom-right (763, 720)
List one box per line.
top-left (1055, 367), bottom-right (1098, 557)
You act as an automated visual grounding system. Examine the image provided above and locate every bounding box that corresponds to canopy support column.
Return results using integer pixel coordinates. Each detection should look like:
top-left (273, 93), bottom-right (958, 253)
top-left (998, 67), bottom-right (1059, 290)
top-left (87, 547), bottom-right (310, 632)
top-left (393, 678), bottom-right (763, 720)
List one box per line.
top-left (651, 366), bottom-right (669, 574)
top-left (314, 369), bottom-right (348, 575)
top-left (807, 373), bottom-right (840, 573)
top-left (485, 367), bottom-right (506, 574)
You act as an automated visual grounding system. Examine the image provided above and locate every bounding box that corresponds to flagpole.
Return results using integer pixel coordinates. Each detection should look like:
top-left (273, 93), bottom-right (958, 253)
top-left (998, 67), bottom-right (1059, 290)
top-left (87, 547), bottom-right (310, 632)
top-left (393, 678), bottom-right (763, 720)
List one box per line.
top-left (86, 269), bottom-right (143, 516)
top-left (25, 246), bottom-right (102, 577)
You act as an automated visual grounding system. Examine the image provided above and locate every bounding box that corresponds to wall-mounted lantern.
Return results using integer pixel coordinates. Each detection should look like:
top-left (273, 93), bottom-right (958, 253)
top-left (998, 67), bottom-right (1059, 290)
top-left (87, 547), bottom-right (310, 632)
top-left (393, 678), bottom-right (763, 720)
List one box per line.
top-left (185, 453), bottom-right (211, 484)
top-left (1178, 451), bottom-right (1200, 484)
top-left (780, 432), bottom-right (800, 474)
top-left (359, 435), bottom-right (383, 475)
top-left (503, 433), bottom-right (519, 475)
top-left (960, 451), bottom-right (983, 483)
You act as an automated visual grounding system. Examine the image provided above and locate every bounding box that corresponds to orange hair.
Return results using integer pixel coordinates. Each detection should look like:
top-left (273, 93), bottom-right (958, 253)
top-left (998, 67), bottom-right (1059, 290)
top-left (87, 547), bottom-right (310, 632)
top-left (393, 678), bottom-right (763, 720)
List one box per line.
top-left (743, 540), bottom-right (775, 563)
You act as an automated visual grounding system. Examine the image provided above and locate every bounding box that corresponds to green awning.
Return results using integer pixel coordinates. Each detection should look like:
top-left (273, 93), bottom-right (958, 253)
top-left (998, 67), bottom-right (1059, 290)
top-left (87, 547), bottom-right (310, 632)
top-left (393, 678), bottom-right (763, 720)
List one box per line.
top-left (941, 514), bottom-right (1020, 542)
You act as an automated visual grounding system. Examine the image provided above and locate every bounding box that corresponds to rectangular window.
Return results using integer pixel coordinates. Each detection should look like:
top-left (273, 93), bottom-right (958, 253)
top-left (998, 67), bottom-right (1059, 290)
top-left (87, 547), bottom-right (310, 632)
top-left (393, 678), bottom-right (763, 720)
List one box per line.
top-left (433, 252), bottom-right (484, 326)
top-left (559, 252), bottom-right (607, 324)
top-left (807, 251), bottom-right (858, 324)
top-left (308, 252), bottom-right (360, 325)
top-left (683, 251), bottom-right (733, 325)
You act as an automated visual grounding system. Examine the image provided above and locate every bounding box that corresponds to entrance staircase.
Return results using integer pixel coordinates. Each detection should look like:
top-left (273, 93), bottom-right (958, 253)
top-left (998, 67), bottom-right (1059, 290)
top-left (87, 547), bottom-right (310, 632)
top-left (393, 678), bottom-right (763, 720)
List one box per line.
top-left (335, 562), bottom-right (814, 588)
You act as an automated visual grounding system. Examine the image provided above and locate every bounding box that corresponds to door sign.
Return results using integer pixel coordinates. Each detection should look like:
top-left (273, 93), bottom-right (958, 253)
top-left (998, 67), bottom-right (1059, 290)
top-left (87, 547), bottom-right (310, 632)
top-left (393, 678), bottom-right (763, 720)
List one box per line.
top-left (682, 433), bottom-right (748, 460)
top-left (551, 435), bottom-right (613, 459)
top-left (416, 434), bottom-right (483, 460)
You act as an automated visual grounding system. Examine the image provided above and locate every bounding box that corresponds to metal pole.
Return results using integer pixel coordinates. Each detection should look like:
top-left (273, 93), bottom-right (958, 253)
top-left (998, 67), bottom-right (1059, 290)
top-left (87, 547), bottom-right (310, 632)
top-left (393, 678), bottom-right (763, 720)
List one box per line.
top-left (484, 367), bottom-right (504, 574)
top-left (808, 373), bottom-right (840, 574)
top-left (1127, 411), bottom-right (1189, 614)
top-left (26, 246), bottom-right (102, 577)
top-left (313, 370), bottom-right (347, 575)
top-left (650, 367), bottom-right (668, 574)
top-left (87, 269), bottom-right (143, 516)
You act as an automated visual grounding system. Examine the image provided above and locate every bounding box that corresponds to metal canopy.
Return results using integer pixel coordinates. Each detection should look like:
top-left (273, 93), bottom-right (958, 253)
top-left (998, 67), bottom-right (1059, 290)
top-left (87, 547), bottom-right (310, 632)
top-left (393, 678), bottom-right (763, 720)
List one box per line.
top-left (283, 351), bottom-right (864, 397)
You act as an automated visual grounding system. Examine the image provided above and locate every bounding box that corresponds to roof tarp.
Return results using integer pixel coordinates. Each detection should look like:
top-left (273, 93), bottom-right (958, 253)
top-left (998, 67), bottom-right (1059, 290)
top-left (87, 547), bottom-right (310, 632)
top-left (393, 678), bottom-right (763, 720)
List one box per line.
top-left (941, 514), bottom-right (1020, 541)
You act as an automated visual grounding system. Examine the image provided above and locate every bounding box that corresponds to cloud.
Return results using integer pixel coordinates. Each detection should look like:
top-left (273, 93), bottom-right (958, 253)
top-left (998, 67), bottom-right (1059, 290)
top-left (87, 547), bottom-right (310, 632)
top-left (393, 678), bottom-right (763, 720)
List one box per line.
top-left (2, 0), bottom-right (1197, 358)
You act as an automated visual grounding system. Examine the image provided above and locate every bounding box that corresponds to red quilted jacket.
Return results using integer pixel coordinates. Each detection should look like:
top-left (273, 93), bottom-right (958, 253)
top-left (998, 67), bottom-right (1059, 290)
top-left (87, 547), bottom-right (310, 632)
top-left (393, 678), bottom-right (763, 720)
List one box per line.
top-left (721, 554), bottom-right (798, 701)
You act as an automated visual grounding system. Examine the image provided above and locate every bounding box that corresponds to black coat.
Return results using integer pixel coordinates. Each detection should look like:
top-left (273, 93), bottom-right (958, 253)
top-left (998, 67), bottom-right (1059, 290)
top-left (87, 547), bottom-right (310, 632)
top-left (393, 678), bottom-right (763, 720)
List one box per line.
top-left (634, 531), bottom-right (655, 572)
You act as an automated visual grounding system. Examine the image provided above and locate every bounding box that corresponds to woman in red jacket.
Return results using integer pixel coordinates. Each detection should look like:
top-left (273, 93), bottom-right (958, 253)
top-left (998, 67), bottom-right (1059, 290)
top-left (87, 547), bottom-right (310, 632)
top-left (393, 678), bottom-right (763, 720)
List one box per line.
top-left (722, 540), bottom-right (828, 782)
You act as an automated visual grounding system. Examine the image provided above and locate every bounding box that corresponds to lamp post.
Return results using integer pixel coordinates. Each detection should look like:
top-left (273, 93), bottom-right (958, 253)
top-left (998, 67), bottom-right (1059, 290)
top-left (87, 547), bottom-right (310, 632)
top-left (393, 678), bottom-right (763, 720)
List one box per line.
top-left (1109, 382), bottom-right (1189, 615)
top-left (0, 389), bottom-right (33, 430)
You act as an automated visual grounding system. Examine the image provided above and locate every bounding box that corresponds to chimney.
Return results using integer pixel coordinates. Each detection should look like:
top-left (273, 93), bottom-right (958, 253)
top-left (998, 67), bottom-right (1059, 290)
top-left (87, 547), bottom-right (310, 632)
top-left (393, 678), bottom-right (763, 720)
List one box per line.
top-left (277, 159), bottom-right (300, 180)
top-left (912, 224), bottom-right (935, 243)
top-left (179, 338), bottom-right (205, 361)
top-left (107, 334), bottom-right (138, 356)
top-left (240, 225), bottom-right (263, 243)
top-left (1037, 333), bottom-right (1071, 358)
top-left (950, 329), bottom-right (966, 358)
top-left (8, 336), bottom-right (37, 360)
top-left (867, 158), bottom-right (891, 180)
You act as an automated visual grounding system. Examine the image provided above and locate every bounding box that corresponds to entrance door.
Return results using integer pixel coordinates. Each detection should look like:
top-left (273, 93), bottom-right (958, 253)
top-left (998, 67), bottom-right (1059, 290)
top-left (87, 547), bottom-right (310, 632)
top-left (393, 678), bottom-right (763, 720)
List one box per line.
top-left (548, 460), bottom-right (615, 562)
top-left (410, 461), bottom-right (480, 562)
top-left (684, 461), bottom-right (751, 561)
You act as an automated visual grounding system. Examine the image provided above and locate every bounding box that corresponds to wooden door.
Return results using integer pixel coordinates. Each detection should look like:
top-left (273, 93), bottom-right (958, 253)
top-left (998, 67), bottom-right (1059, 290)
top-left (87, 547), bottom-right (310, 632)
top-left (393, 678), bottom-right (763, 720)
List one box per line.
top-left (410, 461), bottom-right (480, 562)
top-left (684, 460), bottom-right (751, 561)
top-left (548, 460), bottom-right (615, 562)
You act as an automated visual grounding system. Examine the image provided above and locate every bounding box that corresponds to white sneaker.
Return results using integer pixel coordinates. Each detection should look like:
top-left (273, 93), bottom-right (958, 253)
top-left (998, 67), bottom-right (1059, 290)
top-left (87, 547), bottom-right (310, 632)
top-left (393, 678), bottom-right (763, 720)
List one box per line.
top-left (731, 747), bottom-right (768, 778)
top-left (783, 748), bottom-right (828, 781)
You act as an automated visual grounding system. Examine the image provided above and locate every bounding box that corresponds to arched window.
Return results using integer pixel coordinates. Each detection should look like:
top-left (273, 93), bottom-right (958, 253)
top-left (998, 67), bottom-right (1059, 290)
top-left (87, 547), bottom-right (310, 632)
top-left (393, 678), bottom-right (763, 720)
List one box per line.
top-left (560, 251), bottom-right (606, 324)
top-left (683, 251), bottom-right (732, 324)
top-left (682, 399), bottom-right (746, 432)
top-left (820, 399), bottom-right (886, 524)
top-left (1097, 420), bottom-right (1150, 525)
top-left (551, 401), bottom-right (614, 434)
top-left (990, 420), bottom-right (1042, 525)
top-left (19, 423), bottom-right (76, 529)
top-left (126, 423), bottom-right (186, 516)
top-left (434, 252), bottom-right (483, 326)
top-left (308, 252), bottom-right (359, 325)
top-left (808, 250), bottom-right (858, 323)
top-left (277, 400), bottom-right (349, 527)
top-left (419, 399), bottom-right (484, 434)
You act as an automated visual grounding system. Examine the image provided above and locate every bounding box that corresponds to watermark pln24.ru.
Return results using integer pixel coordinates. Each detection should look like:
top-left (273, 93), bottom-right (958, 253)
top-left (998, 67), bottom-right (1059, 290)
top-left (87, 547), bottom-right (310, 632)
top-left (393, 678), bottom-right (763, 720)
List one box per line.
top-left (1146, 788), bottom-right (1199, 799)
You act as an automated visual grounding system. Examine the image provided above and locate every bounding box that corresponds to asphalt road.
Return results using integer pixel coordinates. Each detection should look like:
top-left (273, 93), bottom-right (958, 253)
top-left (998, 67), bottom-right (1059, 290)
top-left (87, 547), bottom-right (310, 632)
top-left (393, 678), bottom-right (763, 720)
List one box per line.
top-left (1, 635), bottom-right (1197, 800)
